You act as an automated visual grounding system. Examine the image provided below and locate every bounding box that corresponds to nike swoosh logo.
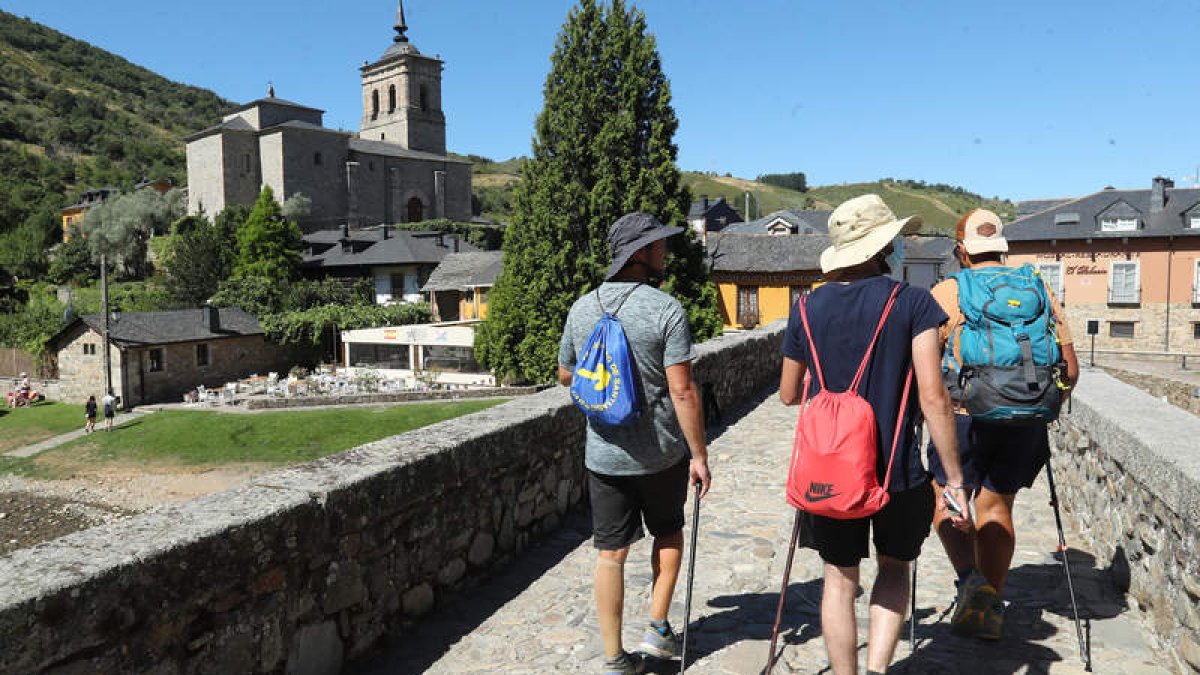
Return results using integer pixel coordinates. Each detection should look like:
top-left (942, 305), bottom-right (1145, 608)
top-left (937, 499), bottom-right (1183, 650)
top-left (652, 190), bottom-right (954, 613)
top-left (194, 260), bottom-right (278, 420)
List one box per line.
top-left (805, 490), bottom-right (842, 502)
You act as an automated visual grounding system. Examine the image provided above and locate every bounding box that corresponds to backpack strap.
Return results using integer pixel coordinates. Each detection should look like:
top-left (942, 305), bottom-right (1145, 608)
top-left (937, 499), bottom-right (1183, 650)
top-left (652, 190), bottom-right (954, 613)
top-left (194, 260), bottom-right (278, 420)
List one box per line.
top-left (880, 365), bottom-right (914, 491)
top-left (797, 296), bottom-right (828, 391)
top-left (848, 282), bottom-right (903, 393)
top-left (596, 283), bottom-right (642, 317)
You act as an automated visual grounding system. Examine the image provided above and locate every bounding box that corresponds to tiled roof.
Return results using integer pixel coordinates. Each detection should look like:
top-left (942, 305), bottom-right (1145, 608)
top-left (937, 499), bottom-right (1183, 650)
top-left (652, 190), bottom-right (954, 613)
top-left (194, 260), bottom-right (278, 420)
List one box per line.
top-left (302, 229), bottom-right (478, 268)
top-left (348, 138), bottom-right (470, 164)
top-left (51, 308), bottom-right (262, 349)
top-left (421, 251), bottom-right (503, 291)
top-left (721, 209), bottom-right (831, 235)
top-left (706, 232), bottom-right (829, 273)
top-left (1005, 183), bottom-right (1200, 242)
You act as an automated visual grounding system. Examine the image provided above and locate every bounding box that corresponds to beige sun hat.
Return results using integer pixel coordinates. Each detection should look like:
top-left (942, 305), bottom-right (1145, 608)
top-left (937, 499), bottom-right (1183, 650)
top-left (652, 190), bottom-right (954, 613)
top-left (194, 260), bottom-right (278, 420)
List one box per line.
top-left (956, 208), bottom-right (1009, 255)
top-left (819, 194), bottom-right (922, 274)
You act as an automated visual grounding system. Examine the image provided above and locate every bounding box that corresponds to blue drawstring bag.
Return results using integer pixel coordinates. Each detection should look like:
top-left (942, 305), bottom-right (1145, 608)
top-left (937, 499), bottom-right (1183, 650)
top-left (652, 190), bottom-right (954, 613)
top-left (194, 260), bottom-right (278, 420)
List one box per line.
top-left (570, 286), bottom-right (641, 426)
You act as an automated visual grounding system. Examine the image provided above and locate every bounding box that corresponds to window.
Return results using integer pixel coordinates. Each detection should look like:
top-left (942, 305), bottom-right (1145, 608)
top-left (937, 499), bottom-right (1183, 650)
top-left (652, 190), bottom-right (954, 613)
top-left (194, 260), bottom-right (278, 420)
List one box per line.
top-left (82, 343), bottom-right (96, 355)
top-left (419, 84), bottom-right (429, 112)
top-left (1195, 260), bottom-right (1200, 304)
top-left (148, 348), bottom-right (164, 372)
top-left (1109, 321), bottom-right (1135, 339)
top-left (196, 343), bottom-right (209, 368)
top-left (371, 89), bottom-right (379, 120)
top-left (737, 286), bottom-right (760, 328)
top-left (390, 273), bottom-right (406, 298)
top-left (313, 152), bottom-right (323, 166)
top-left (1054, 212), bottom-right (1080, 225)
top-left (349, 343), bottom-right (410, 370)
top-left (388, 85), bottom-right (396, 113)
top-left (1109, 261), bottom-right (1140, 304)
top-left (423, 345), bottom-right (484, 373)
top-left (1194, 323), bottom-right (1200, 340)
top-left (1190, 215), bottom-right (1200, 229)
top-left (789, 286), bottom-right (807, 309)
top-left (1100, 216), bottom-right (1138, 232)
top-left (1037, 262), bottom-right (1064, 297)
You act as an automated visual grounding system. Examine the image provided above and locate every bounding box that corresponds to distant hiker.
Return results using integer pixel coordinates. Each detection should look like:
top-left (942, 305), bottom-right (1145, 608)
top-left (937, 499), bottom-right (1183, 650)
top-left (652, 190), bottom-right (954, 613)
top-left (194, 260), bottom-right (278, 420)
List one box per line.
top-left (101, 390), bottom-right (117, 432)
top-left (778, 195), bottom-right (970, 675)
top-left (558, 212), bottom-right (711, 675)
top-left (84, 395), bottom-right (98, 434)
top-left (928, 209), bottom-right (1079, 640)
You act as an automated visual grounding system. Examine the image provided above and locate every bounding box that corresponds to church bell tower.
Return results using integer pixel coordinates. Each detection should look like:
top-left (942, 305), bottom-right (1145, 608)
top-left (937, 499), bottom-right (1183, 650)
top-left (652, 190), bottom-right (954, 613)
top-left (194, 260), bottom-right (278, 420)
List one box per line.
top-left (360, 0), bottom-right (446, 154)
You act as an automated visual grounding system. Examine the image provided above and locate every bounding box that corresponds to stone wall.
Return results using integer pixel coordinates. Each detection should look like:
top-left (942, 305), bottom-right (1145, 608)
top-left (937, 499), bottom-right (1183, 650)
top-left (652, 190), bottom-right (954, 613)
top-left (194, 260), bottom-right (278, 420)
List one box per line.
top-left (244, 385), bottom-right (546, 411)
top-left (1103, 366), bottom-right (1200, 416)
top-left (1049, 370), bottom-right (1200, 673)
top-left (1063, 301), bottom-right (1200, 354)
top-left (0, 322), bottom-right (785, 675)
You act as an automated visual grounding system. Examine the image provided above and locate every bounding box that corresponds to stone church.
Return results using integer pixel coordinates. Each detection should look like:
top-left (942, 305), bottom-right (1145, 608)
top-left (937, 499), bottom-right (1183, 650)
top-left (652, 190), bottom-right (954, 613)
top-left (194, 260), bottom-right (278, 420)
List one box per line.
top-left (185, 1), bottom-right (472, 232)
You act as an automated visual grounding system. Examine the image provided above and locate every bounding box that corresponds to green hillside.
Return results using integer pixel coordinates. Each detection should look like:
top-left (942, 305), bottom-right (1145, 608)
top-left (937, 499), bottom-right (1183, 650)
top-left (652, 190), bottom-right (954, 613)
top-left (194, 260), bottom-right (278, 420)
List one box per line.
top-left (0, 9), bottom-right (232, 236)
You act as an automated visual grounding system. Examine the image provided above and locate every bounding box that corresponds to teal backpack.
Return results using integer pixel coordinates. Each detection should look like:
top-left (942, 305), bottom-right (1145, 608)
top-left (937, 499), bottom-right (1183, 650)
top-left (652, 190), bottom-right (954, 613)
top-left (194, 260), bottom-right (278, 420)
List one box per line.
top-left (945, 265), bottom-right (1064, 424)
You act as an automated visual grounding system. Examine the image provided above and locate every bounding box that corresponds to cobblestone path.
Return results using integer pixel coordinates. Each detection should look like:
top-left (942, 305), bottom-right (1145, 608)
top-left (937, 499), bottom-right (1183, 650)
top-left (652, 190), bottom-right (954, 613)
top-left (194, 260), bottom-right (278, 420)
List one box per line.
top-left (352, 392), bottom-right (1167, 674)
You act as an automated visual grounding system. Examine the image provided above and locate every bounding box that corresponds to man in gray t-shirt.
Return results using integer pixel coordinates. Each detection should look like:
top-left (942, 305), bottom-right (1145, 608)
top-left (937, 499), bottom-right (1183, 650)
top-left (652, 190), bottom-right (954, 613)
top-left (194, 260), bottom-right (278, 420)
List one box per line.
top-left (557, 212), bottom-right (711, 674)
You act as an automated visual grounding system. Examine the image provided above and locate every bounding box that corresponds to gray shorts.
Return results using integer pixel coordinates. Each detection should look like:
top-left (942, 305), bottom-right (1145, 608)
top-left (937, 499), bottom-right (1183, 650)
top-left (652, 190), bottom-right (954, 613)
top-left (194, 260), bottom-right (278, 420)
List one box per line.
top-left (588, 458), bottom-right (688, 551)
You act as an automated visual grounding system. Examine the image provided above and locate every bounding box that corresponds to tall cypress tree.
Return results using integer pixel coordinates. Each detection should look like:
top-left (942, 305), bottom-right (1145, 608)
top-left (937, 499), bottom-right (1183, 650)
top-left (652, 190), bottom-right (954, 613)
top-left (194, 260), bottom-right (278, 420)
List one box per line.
top-left (476, 0), bottom-right (720, 383)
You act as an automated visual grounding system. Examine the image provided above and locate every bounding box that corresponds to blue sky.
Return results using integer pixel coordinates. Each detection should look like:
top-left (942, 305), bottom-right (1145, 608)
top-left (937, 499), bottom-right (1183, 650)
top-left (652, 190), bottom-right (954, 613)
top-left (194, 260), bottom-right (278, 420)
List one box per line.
top-left (3, 0), bottom-right (1199, 202)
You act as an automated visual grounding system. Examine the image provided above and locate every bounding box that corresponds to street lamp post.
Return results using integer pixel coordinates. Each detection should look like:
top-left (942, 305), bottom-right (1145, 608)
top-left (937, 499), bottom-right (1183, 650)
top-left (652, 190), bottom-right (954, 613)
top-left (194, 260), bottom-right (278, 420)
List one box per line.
top-left (100, 252), bottom-right (112, 399)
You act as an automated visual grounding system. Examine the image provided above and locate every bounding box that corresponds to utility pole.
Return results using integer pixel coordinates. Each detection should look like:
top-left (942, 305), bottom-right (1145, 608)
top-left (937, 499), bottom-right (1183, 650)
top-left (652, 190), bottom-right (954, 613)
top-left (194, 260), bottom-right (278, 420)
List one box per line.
top-left (100, 252), bottom-right (112, 397)
top-left (745, 191), bottom-right (751, 222)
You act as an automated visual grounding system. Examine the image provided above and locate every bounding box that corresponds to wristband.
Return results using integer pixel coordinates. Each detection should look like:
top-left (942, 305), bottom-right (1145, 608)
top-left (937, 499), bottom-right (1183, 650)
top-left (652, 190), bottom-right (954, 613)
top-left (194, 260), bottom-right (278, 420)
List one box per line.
top-left (945, 483), bottom-right (964, 490)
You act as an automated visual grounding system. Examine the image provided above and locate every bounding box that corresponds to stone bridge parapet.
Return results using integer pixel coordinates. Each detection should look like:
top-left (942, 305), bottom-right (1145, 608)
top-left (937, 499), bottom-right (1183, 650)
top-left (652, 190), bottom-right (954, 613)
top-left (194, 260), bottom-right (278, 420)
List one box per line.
top-left (0, 323), bottom-right (785, 675)
top-left (1051, 369), bottom-right (1200, 673)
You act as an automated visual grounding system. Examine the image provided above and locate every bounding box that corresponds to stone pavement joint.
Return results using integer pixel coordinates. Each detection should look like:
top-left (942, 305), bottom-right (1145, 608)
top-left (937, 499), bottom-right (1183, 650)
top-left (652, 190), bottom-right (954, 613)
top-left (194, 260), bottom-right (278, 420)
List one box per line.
top-left (350, 390), bottom-right (1166, 674)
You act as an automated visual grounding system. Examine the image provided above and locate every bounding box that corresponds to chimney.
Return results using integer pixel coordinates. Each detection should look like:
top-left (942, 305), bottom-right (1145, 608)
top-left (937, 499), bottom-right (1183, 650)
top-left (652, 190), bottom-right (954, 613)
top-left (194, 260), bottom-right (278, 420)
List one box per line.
top-left (1151, 176), bottom-right (1174, 214)
top-left (701, 194), bottom-right (709, 210)
top-left (206, 306), bottom-right (220, 332)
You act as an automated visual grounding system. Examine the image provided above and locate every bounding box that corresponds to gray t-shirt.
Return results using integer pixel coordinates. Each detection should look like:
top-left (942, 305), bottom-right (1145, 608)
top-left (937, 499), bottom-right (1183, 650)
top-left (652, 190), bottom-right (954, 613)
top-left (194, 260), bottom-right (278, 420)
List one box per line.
top-left (559, 282), bottom-right (696, 476)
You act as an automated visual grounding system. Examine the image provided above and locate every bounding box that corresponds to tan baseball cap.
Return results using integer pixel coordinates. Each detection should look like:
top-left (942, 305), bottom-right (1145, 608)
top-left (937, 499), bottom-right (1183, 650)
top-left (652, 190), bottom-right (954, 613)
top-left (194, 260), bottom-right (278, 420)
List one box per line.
top-left (956, 209), bottom-right (1008, 255)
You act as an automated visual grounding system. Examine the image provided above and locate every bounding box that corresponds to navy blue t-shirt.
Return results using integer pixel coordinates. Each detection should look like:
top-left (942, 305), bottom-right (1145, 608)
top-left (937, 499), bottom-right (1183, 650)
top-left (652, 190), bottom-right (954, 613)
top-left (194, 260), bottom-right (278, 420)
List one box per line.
top-left (782, 276), bottom-right (948, 492)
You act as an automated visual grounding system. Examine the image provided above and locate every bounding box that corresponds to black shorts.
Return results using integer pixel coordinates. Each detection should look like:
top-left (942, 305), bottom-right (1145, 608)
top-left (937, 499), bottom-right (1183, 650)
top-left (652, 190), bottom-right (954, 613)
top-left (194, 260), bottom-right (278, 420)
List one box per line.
top-left (802, 482), bottom-right (935, 568)
top-left (926, 414), bottom-right (1049, 495)
top-left (588, 458), bottom-right (688, 551)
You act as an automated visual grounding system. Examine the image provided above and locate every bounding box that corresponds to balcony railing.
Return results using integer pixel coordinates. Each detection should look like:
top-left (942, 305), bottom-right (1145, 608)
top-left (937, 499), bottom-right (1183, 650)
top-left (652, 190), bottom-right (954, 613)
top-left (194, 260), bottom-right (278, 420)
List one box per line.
top-left (1108, 286), bottom-right (1141, 304)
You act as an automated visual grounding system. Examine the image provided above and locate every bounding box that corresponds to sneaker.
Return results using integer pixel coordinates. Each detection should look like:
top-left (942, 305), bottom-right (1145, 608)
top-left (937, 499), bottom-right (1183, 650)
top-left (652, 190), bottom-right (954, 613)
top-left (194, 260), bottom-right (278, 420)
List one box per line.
top-left (977, 597), bottom-right (1005, 641)
top-left (601, 650), bottom-right (645, 674)
top-left (950, 570), bottom-right (1000, 638)
top-left (638, 621), bottom-right (682, 659)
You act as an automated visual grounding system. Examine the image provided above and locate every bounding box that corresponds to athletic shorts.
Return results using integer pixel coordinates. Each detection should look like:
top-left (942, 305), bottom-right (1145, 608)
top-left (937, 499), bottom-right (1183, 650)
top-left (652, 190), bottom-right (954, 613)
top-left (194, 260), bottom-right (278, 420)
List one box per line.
top-left (926, 413), bottom-right (1049, 495)
top-left (802, 482), bottom-right (935, 568)
top-left (588, 458), bottom-right (688, 551)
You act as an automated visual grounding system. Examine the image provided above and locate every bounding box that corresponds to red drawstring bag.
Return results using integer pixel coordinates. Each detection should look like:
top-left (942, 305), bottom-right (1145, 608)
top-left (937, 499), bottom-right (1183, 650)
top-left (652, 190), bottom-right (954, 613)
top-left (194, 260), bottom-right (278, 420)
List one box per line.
top-left (786, 283), bottom-right (914, 519)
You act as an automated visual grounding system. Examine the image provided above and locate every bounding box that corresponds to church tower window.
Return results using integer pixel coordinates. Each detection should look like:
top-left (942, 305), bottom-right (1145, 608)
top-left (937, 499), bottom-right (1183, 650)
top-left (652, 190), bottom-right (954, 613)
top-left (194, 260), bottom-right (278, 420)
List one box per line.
top-left (314, 152), bottom-right (323, 166)
top-left (388, 85), bottom-right (397, 113)
top-left (419, 84), bottom-right (429, 112)
top-left (371, 90), bottom-right (380, 120)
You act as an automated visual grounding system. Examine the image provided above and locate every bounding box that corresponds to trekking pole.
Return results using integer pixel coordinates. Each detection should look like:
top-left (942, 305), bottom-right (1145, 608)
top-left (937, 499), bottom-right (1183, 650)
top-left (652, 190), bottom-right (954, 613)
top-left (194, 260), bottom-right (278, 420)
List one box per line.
top-left (1044, 459), bottom-right (1092, 672)
top-left (909, 558), bottom-right (918, 657)
top-left (765, 510), bottom-right (803, 674)
top-left (680, 481), bottom-right (702, 674)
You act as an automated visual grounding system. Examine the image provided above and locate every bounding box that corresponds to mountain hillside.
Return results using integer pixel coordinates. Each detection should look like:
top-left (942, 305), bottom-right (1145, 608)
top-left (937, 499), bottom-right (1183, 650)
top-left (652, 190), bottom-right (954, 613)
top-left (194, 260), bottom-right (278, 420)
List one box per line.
top-left (0, 9), bottom-right (232, 234)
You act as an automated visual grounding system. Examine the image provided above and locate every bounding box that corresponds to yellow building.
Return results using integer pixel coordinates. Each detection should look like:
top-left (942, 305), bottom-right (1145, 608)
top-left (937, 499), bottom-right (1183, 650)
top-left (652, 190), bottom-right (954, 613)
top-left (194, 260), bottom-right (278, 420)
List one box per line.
top-left (706, 232), bottom-right (829, 330)
top-left (60, 188), bottom-right (119, 242)
top-left (421, 251), bottom-right (503, 322)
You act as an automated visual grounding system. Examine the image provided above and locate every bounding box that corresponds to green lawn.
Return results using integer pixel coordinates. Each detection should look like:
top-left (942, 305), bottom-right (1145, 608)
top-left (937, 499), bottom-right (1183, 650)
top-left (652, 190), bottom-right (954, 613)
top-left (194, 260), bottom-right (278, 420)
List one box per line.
top-left (0, 402), bottom-right (86, 454)
top-left (8, 399), bottom-right (507, 478)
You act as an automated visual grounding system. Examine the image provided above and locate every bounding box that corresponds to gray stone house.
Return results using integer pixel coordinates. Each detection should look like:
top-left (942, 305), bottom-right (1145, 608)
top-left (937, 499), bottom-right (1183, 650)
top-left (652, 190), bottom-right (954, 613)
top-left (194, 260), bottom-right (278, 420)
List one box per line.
top-left (184, 1), bottom-right (471, 232)
top-left (302, 225), bottom-right (478, 305)
top-left (47, 307), bottom-right (298, 407)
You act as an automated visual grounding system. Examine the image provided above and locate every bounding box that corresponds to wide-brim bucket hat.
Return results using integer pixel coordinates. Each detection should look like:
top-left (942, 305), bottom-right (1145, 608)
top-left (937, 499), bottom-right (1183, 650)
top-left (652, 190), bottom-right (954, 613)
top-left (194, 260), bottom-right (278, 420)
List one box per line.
top-left (605, 212), bottom-right (682, 280)
top-left (819, 194), bottom-right (921, 274)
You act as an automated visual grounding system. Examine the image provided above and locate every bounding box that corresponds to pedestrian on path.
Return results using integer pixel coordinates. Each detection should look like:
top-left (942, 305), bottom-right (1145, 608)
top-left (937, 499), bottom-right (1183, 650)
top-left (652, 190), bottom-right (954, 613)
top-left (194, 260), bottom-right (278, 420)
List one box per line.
top-left (101, 390), bottom-right (116, 432)
top-left (779, 195), bottom-right (971, 675)
top-left (927, 209), bottom-right (1080, 640)
top-left (84, 395), bottom-right (97, 434)
top-left (558, 212), bottom-right (712, 675)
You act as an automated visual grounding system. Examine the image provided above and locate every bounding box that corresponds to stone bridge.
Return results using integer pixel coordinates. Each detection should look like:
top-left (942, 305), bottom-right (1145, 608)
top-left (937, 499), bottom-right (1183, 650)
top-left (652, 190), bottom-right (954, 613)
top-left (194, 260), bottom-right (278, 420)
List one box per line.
top-left (1, 324), bottom-right (1197, 674)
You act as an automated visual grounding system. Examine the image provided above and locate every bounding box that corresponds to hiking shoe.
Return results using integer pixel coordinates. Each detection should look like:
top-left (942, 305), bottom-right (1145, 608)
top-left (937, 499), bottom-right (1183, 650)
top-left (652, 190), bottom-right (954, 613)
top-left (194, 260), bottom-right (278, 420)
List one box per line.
top-left (601, 651), bottom-right (645, 674)
top-left (638, 621), bottom-right (682, 659)
top-left (950, 570), bottom-right (1000, 638)
top-left (977, 597), bottom-right (1005, 641)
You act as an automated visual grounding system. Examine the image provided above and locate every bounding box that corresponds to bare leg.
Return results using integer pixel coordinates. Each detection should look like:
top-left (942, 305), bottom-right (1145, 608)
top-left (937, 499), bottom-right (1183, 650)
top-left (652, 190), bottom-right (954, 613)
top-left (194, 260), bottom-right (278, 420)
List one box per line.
top-left (649, 530), bottom-right (683, 622)
top-left (821, 562), bottom-right (861, 675)
top-left (865, 555), bottom-right (911, 673)
top-left (932, 481), bottom-right (976, 578)
top-left (596, 548), bottom-right (630, 659)
top-left (974, 489), bottom-right (1017, 593)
